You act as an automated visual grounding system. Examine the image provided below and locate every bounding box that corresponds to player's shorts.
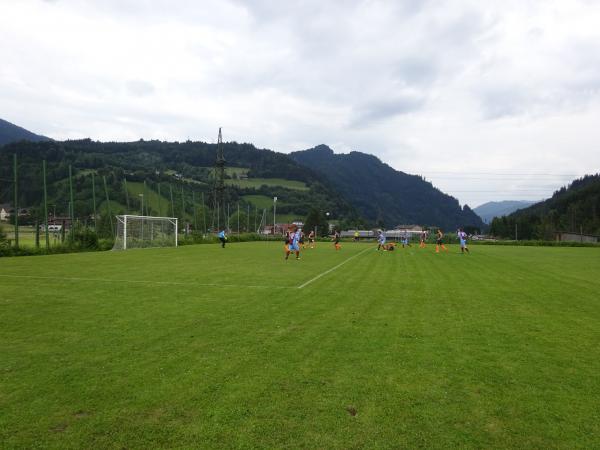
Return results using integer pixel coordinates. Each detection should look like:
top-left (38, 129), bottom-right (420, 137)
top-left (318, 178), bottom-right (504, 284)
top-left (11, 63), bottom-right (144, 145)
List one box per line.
top-left (460, 239), bottom-right (467, 247)
top-left (436, 238), bottom-right (443, 245)
top-left (288, 242), bottom-right (300, 251)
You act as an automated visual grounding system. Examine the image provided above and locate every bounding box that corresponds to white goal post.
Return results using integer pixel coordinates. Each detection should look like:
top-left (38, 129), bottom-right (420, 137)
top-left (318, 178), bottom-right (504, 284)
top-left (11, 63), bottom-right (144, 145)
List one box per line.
top-left (113, 215), bottom-right (178, 250)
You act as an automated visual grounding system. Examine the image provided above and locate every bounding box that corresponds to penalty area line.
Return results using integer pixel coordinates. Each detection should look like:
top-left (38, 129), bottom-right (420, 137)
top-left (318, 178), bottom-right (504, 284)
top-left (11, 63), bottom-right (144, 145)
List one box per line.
top-left (0, 274), bottom-right (285, 290)
top-left (297, 246), bottom-right (373, 289)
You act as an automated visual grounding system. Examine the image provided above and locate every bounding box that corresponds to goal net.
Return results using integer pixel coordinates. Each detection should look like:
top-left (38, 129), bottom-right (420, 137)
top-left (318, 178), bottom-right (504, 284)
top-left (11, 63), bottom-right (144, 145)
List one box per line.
top-left (113, 215), bottom-right (178, 250)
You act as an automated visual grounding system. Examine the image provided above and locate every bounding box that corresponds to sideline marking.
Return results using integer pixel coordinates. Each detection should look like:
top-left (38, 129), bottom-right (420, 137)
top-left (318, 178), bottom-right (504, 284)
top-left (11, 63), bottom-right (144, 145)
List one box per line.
top-left (297, 246), bottom-right (373, 289)
top-left (0, 274), bottom-right (284, 290)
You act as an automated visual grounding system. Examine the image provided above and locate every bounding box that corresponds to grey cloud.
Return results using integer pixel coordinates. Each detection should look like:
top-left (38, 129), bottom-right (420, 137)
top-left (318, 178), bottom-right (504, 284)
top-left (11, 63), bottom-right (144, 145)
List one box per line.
top-left (126, 80), bottom-right (155, 97)
top-left (349, 94), bottom-right (426, 127)
top-left (479, 86), bottom-right (528, 119)
top-left (393, 57), bottom-right (439, 86)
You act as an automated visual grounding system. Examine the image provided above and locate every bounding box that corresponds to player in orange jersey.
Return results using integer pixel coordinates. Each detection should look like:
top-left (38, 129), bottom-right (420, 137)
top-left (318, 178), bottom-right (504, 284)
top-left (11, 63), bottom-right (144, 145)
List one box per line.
top-left (435, 229), bottom-right (448, 253)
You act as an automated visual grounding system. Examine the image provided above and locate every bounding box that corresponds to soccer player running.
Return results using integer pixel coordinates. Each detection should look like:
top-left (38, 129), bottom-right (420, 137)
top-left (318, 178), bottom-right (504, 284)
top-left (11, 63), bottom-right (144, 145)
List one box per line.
top-left (332, 230), bottom-right (341, 251)
top-left (457, 228), bottom-right (470, 254)
top-left (285, 225), bottom-right (301, 260)
top-left (402, 231), bottom-right (412, 248)
top-left (419, 230), bottom-right (427, 248)
top-left (377, 230), bottom-right (386, 250)
top-left (308, 229), bottom-right (316, 248)
top-left (218, 229), bottom-right (227, 248)
top-left (435, 229), bottom-right (448, 253)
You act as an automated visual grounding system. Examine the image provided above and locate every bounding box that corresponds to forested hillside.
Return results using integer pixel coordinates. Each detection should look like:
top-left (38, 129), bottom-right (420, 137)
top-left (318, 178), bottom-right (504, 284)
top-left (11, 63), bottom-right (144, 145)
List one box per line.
top-left (490, 174), bottom-right (600, 239)
top-left (291, 145), bottom-right (484, 231)
top-left (0, 139), bottom-right (358, 236)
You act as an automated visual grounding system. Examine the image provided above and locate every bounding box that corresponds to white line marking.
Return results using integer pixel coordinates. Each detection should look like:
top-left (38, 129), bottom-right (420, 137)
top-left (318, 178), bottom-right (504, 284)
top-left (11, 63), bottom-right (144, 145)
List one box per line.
top-left (297, 246), bottom-right (373, 289)
top-left (0, 274), bottom-right (284, 290)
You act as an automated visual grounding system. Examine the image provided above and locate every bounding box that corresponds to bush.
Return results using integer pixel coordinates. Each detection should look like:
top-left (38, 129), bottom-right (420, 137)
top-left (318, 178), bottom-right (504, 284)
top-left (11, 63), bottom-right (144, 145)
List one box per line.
top-left (71, 226), bottom-right (99, 250)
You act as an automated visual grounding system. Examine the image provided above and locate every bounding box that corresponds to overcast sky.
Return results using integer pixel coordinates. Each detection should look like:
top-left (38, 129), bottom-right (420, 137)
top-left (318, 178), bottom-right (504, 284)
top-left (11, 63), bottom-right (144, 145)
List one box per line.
top-left (2, 0), bottom-right (600, 207)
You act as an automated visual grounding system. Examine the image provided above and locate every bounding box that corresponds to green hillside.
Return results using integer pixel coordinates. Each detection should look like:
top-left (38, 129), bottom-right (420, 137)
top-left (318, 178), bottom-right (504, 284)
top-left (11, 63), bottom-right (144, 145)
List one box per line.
top-left (0, 139), bottom-right (357, 236)
top-left (227, 177), bottom-right (308, 191)
top-left (291, 145), bottom-right (485, 231)
top-left (490, 174), bottom-right (600, 239)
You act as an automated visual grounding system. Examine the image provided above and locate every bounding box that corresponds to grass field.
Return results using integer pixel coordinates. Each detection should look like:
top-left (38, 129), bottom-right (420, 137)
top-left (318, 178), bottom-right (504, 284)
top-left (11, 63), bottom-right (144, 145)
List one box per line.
top-left (1, 243), bottom-right (599, 448)
top-left (226, 177), bottom-right (309, 191)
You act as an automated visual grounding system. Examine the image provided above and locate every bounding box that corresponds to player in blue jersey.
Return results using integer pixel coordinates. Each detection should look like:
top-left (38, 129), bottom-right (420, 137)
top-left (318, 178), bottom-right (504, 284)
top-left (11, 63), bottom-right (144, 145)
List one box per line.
top-left (285, 225), bottom-right (301, 260)
top-left (377, 230), bottom-right (386, 250)
top-left (218, 229), bottom-right (227, 248)
top-left (457, 228), bottom-right (470, 253)
top-left (401, 231), bottom-right (412, 248)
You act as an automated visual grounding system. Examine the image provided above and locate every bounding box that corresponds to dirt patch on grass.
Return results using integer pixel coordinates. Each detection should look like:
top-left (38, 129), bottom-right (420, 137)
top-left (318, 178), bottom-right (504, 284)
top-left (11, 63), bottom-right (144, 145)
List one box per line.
top-left (346, 406), bottom-right (357, 416)
top-left (50, 423), bottom-right (68, 433)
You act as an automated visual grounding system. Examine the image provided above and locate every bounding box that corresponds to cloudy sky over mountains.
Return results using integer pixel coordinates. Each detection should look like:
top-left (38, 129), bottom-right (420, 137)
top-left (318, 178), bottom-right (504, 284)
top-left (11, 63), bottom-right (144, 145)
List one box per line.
top-left (2, 0), bottom-right (599, 206)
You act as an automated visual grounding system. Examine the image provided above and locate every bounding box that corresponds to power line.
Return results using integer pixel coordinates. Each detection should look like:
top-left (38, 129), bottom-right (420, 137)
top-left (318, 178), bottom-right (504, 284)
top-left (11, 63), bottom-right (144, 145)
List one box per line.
top-left (416, 171), bottom-right (585, 176)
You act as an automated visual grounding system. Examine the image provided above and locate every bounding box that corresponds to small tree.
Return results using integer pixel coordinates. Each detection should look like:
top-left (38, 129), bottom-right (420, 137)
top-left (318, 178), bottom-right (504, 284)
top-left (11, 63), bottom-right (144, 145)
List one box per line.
top-left (304, 208), bottom-right (329, 237)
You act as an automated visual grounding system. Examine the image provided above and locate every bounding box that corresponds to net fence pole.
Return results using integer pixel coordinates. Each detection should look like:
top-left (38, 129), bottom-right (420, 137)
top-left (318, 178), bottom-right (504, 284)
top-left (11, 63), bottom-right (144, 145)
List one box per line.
top-left (201, 192), bottom-right (207, 233)
top-left (169, 184), bottom-right (175, 219)
top-left (13, 153), bottom-right (18, 248)
top-left (193, 191), bottom-right (198, 232)
top-left (124, 178), bottom-right (130, 212)
top-left (123, 215), bottom-right (127, 250)
top-left (237, 202), bottom-right (240, 236)
top-left (68, 165), bottom-right (74, 243)
top-left (143, 180), bottom-right (149, 216)
top-left (247, 203), bottom-right (249, 232)
top-left (103, 176), bottom-right (114, 236)
top-left (43, 159), bottom-right (49, 251)
top-left (181, 185), bottom-right (185, 217)
top-left (158, 183), bottom-right (162, 216)
top-left (92, 172), bottom-right (97, 232)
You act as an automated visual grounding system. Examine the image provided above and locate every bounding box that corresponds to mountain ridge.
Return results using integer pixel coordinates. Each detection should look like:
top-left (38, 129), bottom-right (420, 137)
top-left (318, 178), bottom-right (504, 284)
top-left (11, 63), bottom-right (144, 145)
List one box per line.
top-left (0, 118), bottom-right (50, 146)
top-left (474, 200), bottom-right (536, 224)
top-left (291, 145), bottom-right (485, 230)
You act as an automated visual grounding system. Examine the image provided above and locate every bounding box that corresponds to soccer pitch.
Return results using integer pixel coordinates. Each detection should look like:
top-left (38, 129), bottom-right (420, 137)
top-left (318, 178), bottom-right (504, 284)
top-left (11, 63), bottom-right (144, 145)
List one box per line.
top-left (1, 242), bottom-right (599, 448)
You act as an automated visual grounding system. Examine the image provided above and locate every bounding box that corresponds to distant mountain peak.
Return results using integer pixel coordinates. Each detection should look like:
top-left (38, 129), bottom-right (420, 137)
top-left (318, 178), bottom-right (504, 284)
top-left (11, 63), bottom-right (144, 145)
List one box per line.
top-left (291, 146), bottom-right (485, 230)
top-left (306, 144), bottom-right (334, 154)
top-left (473, 200), bottom-right (536, 223)
top-left (0, 118), bottom-right (50, 146)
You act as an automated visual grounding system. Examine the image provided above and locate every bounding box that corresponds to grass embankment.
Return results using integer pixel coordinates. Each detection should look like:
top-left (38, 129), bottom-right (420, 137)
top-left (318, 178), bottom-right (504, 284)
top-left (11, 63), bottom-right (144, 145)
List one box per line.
top-left (1, 244), bottom-right (599, 448)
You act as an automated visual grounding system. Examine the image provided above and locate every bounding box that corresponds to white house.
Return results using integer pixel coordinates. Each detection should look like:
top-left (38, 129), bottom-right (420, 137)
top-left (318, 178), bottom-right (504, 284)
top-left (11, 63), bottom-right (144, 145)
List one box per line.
top-left (0, 204), bottom-right (12, 222)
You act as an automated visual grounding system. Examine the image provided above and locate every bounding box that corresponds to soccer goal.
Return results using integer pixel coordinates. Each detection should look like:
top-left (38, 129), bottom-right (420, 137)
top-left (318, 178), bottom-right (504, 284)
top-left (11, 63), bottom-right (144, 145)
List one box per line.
top-left (113, 215), bottom-right (178, 250)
